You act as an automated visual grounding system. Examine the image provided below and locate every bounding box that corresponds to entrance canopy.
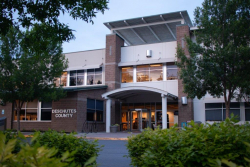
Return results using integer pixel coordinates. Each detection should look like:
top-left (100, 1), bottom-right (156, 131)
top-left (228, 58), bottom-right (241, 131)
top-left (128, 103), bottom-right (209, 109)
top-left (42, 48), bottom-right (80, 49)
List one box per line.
top-left (102, 86), bottom-right (178, 101)
top-left (103, 86), bottom-right (178, 132)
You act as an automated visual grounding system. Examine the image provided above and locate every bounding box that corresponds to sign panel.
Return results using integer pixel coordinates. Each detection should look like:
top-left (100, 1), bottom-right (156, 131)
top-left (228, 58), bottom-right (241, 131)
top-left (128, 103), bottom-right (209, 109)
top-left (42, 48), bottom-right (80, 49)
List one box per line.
top-left (52, 109), bottom-right (77, 118)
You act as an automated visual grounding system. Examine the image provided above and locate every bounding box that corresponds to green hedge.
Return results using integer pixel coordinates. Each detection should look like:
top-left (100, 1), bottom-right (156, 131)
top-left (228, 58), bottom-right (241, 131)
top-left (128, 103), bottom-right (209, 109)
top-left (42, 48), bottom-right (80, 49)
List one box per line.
top-left (34, 130), bottom-right (101, 167)
top-left (127, 119), bottom-right (250, 167)
top-left (2, 130), bottom-right (101, 167)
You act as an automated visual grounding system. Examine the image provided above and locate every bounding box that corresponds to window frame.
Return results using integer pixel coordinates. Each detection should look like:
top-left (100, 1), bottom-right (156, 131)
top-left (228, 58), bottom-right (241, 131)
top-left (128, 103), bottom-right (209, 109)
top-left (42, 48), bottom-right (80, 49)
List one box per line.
top-left (136, 64), bottom-right (163, 82)
top-left (14, 101), bottom-right (52, 122)
top-left (87, 67), bottom-right (103, 85)
top-left (87, 98), bottom-right (104, 122)
top-left (205, 103), bottom-right (240, 121)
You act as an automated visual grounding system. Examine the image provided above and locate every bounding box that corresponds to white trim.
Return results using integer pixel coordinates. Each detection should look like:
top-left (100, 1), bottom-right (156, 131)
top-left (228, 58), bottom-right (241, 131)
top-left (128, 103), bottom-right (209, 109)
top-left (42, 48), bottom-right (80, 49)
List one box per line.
top-left (118, 58), bottom-right (176, 67)
top-left (66, 64), bottom-right (102, 71)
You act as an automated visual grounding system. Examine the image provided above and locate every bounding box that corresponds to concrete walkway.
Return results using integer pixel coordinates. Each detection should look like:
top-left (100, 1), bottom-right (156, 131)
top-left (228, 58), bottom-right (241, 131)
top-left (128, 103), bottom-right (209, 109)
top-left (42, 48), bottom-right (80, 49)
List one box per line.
top-left (21, 131), bottom-right (141, 140)
top-left (76, 131), bottom-right (140, 140)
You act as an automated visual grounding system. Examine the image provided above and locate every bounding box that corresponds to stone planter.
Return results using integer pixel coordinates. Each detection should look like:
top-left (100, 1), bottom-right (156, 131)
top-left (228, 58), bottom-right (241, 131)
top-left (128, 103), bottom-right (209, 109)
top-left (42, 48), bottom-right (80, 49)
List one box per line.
top-left (110, 125), bottom-right (118, 133)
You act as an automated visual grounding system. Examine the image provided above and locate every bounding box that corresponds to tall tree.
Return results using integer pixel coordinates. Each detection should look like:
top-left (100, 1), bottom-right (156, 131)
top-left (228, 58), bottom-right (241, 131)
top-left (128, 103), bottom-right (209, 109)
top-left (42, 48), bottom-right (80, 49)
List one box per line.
top-left (0, 25), bottom-right (68, 131)
top-left (0, 0), bottom-right (109, 41)
top-left (176, 0), bottom-right (250, 118)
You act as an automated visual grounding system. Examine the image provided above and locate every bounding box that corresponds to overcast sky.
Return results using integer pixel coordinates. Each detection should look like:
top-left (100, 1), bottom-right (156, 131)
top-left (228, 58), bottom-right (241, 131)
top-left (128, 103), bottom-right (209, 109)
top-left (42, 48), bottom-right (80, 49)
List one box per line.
top-left (61, 0), bottom-right (204, 53)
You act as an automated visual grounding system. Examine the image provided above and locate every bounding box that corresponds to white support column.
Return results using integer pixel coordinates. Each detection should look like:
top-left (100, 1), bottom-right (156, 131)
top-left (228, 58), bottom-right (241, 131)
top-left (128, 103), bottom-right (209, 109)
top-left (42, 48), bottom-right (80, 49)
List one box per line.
top-left (84, 70), bottom-right (88, 85)
top-left (105, 97), bottom-right (111, 133)
top-left (67, 72), bottom-right (70, 86)
top-left (163, 63), bottom-right (167, 81)
top-left (133, 66), bottom-right (137, 83)
top-left (162, 94), bottom-right (167, 129)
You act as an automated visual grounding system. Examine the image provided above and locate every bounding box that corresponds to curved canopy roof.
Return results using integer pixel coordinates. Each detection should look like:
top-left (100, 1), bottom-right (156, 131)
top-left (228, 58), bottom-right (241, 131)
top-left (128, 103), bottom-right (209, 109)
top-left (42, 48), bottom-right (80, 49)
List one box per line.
top-left (102, 86), bottom-right (178, 101)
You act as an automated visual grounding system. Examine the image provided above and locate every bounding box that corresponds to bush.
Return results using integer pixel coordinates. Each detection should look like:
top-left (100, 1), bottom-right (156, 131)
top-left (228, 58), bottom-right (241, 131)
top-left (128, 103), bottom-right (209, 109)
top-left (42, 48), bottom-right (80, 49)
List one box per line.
top-left (0, 132), bottom-right (74, 167)
top-left (34, 130), bottom-right (101, 167)
top-left (127, 118), bottom-right (250, 167)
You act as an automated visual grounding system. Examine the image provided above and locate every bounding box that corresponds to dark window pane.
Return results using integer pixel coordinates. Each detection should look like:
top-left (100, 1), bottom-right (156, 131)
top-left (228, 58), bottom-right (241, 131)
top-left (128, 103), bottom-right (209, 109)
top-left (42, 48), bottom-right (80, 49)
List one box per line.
top-left (223, 102), bottom-right (240, 108)
top-left (41, 102), bottom-right (52, 108)
top-left (156, 102), bottom-right (162, 110)
top-left (41, 109), bottom-right (51, 120)
top-left (135, 103), bottom-right (144, 109)
top-left (77, 75), bottom-right (84, 85)
top-left (87, 109), bottom-right (95, 121)
top-left (70, 77), bottom-right (76, 86)
top-left (205, 109), bottom-right (222, 121)
top-left (95, 74), bottom-right (102, 84)
top-left (205, 103), bottom-right (222, 109)
top-left (223, 109), bottom-right (240, 120)
top-left (77, 70), bottom-right (85, 76)
top-left (70, 71), bottom-right (77, 76)
top-left (246, 109), bottom-right (250, 121)
top-left (96, 100), bottom-right (103, 110)
top-left (87, 99), bottom-right (95, 109)
top-left (245, 103), bottom-right (250, 108)
top-left (95, 67), bottom-right (102, 72)
top-left (96, 110), bottom-right (103, 122)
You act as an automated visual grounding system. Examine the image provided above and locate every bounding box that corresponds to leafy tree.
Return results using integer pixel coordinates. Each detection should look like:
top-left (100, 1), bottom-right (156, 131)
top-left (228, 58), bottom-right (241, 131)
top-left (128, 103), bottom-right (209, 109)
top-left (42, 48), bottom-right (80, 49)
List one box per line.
top-left (0, 25), bottom-right (68, 131)
top-left (0, 0), bottom-right (109, 41)
top-left (176, 0), bottom-right (250, 118)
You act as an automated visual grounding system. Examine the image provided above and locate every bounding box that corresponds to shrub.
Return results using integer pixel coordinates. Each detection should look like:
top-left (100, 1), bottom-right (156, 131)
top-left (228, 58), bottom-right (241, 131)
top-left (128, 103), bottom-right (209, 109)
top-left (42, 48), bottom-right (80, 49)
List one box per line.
top-left (34, 130), bottom-right (101, 167)
top-left (0, 132), bottom-right (74, 167)
top-left (127, 118), bottom-right (250, 167)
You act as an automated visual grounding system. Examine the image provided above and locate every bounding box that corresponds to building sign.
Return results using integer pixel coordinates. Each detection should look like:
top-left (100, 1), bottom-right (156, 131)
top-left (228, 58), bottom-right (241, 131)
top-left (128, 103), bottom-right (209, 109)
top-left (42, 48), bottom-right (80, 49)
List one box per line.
top-left (52, 109), bottom-right (77, 118)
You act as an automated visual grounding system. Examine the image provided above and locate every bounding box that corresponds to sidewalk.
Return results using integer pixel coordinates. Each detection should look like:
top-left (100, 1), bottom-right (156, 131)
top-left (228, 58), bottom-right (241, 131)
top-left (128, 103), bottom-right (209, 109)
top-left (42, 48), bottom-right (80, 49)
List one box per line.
top-left (21, 131), bottom-right (141, 140)
top-left (76, 131), bottom-right (140, 140)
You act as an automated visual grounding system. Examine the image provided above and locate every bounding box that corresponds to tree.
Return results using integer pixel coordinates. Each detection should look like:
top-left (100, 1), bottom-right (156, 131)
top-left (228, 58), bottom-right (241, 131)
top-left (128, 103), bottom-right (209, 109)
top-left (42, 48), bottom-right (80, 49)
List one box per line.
top-left (0, 25), bottom-right (68, 131)
top-left (176, 0), bottom-right (250, 118)
top-left (1, 0), bottom-right (109, 41)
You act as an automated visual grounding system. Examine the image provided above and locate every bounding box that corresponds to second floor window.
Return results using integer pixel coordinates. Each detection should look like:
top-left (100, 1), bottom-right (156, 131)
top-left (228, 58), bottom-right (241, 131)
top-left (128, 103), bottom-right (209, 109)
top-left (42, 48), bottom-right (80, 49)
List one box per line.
top-left (70, 70), bottom-right (85, 86)
top-left (122, 67), bottom-right (133, 83)
top-left (167, 65), bottom-right (178, 80)
top-left (137, 64), bottom-right (163, 82)
top-left (55, 72), bottom-right (67, 87)
top-left (87, 68), bottom-right (102, 85)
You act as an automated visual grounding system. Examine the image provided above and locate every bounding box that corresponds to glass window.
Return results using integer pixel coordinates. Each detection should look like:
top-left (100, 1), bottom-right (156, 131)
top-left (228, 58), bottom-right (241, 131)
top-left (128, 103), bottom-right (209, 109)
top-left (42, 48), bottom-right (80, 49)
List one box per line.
top-left (167, 65), bottom-right (178, 80)
top-left (121, 67), bottom-right (133, 83)
top-left (206, 109), bottom-right (222, 121)
top-left (87, 68), bottom-right (102, 85)
top-left (70, 70), bottom-right (84, 86)
top-left (205, 103), bottom-right (240, 121)
top-left (137, 64), bottom-right (163, 82)
top-left (14, 100), bottom-right (52, 121)
top-left (150, 64), bottom-right (163, 81)
top-left (41, 101), bottom-right (52, 121)
top-left (55, 72), bottom-right (68, 87)
top-left (245, 109), bottom-right (250, 121)
top-left (87, 99), bottom-right (103, 122)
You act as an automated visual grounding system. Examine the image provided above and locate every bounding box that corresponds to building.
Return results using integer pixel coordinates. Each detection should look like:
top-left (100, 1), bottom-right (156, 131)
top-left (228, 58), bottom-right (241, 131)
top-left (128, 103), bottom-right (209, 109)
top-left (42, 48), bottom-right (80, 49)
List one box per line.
top-left (0, 11), bottom-right (247, 132)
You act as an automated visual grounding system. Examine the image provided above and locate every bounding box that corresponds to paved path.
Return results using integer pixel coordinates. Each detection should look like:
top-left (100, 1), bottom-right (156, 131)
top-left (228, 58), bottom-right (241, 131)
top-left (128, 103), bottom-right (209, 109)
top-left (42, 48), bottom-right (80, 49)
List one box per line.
top-left (97, 140), bottom-right (132, 167)
top-left (76, 132), bottom-right (140, 140)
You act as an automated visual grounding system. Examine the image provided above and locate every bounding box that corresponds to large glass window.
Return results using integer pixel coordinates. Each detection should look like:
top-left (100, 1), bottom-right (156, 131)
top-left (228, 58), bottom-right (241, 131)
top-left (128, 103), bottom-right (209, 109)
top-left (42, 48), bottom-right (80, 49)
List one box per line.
top-left (87, 68), bottom-right (102, 85)
top-left (14, 100), bottom-right (52, 121)
top-left (55, 72), bottom-right (67, 87)
top-left (205, 103), bottom-right (240, 121)
top-left (70, 70), bottom-right (85, 86)
top-left (137, 64), bottom-right (162, 82)
top-left (245, 103), bottom-right (250, 121)
top-left (87, 99), bottom-right (103, 122)
top-left (167, 65), bottom-right (178, 80)
top-left (121, 67), bottom-right (133, 83)
top-left (41, 101), bottom-right (52, 120)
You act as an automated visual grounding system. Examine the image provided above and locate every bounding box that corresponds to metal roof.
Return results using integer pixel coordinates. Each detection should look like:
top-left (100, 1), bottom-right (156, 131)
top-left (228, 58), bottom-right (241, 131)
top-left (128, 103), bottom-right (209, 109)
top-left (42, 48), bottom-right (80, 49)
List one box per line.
top-left (104, 11), bottom-right (193, 46)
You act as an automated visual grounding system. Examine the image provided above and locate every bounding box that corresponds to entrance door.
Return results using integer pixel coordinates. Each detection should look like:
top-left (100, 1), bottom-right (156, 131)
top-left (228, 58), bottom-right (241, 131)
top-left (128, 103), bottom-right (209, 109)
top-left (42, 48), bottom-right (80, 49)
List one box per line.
top-left (131, 110), bottom-right (140, 130)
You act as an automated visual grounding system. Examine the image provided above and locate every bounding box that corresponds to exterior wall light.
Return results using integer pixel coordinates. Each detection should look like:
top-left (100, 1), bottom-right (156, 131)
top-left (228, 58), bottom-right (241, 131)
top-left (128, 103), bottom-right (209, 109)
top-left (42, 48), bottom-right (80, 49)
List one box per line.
top-left (181, 96), bottom-right (187, 105)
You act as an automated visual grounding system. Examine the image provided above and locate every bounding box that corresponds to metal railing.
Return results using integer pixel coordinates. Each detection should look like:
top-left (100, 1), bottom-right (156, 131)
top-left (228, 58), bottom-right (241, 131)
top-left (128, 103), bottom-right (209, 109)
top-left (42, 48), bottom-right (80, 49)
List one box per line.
top-left (82, 120), bottom-right (97, 133)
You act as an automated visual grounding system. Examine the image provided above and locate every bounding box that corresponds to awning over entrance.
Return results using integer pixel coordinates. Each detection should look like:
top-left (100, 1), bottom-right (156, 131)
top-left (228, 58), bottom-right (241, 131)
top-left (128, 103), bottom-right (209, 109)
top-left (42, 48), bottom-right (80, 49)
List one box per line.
top-left (102, 86), bottom-right (177, 100)
top-left (102, 86), bottom-right (178, 133)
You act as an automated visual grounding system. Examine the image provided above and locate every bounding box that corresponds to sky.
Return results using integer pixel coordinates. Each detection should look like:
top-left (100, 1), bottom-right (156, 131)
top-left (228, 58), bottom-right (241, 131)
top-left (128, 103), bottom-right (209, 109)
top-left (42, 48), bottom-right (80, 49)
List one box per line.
top-left (61, 0), bottom-right (204, 53)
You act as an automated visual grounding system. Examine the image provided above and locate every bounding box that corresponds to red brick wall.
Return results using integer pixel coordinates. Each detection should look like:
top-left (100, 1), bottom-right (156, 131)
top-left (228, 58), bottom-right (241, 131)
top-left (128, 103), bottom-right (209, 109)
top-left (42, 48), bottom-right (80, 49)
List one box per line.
top-left (176, 24), bottom-right (194, 125)
top-left (0, 102), bottom-right (13, 129)
top-left (51, 92), bottom-right (78, 132)
top-left (13, 122), bottom-right (51, 131)
top-left (105, 34), bottom-right (124, 126)
top-left (77, 89), bottom-right (107, 132)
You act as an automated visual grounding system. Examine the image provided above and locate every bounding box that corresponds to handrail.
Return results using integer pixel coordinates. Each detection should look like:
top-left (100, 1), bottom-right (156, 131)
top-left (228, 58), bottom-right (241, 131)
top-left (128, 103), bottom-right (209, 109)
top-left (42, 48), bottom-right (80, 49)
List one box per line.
top-left (82, 120), bottom-right (98, 133)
